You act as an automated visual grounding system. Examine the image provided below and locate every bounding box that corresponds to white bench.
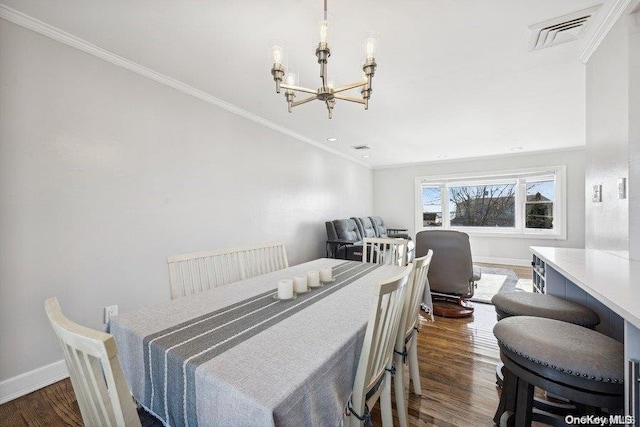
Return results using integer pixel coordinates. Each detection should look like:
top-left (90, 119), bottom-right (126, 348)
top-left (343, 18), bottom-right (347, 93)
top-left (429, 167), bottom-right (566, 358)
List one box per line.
top-left (167, 242), bottom-right (289, 299)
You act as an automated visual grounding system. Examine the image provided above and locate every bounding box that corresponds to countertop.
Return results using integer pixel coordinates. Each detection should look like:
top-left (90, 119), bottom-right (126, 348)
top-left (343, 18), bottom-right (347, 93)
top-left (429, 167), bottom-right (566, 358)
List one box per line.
top-left (530, 246), bottom-right (640, 330)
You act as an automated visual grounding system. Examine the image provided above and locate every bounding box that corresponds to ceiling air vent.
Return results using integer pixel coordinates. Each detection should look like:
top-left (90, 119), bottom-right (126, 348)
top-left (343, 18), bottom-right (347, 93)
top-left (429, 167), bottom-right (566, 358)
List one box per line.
top-left (528, 5), bottom-right (601, 52)
top-left (351, 145), bottom-right (371, 150)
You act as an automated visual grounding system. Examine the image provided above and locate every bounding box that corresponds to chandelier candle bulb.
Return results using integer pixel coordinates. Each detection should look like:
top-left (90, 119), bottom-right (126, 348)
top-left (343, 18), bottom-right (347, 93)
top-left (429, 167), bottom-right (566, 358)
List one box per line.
top-left (271, 45), bottom-right (284, 66)
top-left (285, 72), bottom-right (296, 86)
top-left (319, 20), bottom-right (328, 43)
top-left (293, 275), bottom-right (308, 293)
top-left (307, 271), bottom-right (321, 288)
top-left (320, 267), bottom-right (333, 282)
top-left (277, 279), bottom-right (294, 300)
top-left (366, 39), bottom-right (375, 60)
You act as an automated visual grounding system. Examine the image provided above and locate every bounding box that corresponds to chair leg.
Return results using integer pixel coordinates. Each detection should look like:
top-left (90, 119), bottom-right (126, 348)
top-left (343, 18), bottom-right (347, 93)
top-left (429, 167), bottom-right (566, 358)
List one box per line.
top-left (381, 370), bottom-right (394, 427)
top-left (393, 354), bottom-right (408, 427)
top-left (514, 376), bottom-right (534, 427)
top-left (494, 367), bottom-right (518, 425)
top-left (407, 339), bottom-right (422, 395)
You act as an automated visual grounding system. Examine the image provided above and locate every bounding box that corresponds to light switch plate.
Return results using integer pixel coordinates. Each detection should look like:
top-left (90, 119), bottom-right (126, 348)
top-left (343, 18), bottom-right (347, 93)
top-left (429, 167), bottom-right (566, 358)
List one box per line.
top-left (618, 177), bottom-right (627, 199)
top-left (592, 184), bottom-right (602, 203)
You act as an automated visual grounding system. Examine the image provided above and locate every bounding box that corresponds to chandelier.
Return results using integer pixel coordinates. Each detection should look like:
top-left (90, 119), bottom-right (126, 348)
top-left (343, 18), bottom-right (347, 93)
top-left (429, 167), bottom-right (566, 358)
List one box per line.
top-left (270, 0), bottom-right (379, 119)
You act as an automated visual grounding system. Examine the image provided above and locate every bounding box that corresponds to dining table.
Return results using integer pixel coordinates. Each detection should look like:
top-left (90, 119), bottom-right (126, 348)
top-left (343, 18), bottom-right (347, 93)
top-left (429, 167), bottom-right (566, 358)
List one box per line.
top-left (110, 258), bottom-right (408, 427)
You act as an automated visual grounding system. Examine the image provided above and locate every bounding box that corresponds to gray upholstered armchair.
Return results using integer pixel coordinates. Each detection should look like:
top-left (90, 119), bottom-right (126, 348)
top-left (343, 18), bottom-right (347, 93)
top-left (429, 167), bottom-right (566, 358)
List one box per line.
top-left (369, 216), bottom-right (410, 240)
top-left (325, 219), bottom-right (364, 261)
top-left (352, 217), bottom-right (414, 262)
top-left (414, 230), bottom-right (480, 317)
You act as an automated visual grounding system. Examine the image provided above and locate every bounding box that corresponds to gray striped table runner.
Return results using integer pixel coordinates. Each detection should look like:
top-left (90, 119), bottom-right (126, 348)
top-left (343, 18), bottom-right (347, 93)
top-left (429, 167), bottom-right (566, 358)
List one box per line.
top-left (142, 261), bottom-right (380, 426)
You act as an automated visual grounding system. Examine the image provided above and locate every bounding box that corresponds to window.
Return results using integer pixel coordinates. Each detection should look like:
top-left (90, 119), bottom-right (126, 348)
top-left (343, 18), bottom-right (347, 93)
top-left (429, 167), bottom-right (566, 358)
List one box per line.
top-left (448, 183), bottom-right (516, 227)
top-left (421, 186), bottom-right (442, 227)
top-left (525, 177), bottom-right (554, 229)
top-left (416, 166), bottom-right (566, 239)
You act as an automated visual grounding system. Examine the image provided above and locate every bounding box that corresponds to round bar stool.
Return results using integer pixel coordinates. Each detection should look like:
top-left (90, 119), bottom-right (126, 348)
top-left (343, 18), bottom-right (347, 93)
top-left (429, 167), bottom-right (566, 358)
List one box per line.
top-left (493, 316), bottom-right (624, 427)
top-left (492, 292), bottom-right (600, 387)
top-left (491, 292), bottom-right (600, 327)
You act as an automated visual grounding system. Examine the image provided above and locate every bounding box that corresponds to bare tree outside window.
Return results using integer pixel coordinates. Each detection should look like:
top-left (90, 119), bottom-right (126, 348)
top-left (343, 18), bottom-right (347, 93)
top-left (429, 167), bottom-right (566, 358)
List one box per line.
top-left (448, 184), bottom-right (516, 227)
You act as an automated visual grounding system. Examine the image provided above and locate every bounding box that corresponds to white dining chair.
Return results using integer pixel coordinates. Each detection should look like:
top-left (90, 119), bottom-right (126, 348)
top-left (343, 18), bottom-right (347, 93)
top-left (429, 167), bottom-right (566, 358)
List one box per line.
top-left (361, 237), bottom-right (408, 266)
top-left (393, 250), bottom-right (433, 427)
top-left (45, 297), bottom-right (141, 427)
top-left (167, 242), bottom-right (288, 299)
top-left (349, 263), bottom-right (413, 427)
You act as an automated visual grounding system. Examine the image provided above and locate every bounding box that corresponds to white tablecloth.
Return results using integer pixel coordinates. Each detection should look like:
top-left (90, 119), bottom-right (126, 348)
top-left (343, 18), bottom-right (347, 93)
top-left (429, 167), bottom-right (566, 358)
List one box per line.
top-left (110, 259), bottom-right (406, 427)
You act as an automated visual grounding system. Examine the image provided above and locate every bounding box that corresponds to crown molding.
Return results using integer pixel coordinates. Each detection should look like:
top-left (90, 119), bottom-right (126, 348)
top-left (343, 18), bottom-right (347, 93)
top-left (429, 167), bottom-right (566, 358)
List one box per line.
top-left (0, 4), bottom-right (370, 169)
top-left (578, 0), bottom-right (636, 63)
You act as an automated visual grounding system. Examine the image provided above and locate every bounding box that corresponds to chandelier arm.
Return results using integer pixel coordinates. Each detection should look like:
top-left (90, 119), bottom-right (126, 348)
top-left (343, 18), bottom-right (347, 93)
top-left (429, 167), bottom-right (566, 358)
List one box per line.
top-left (333, 94), bottom-right (366, 104)
top-left (333, 80), bottom-right (368, 94)
top-left (291, 95), bottom-right (317, 108)
top-left (280, 84), bottom-right (318, 95)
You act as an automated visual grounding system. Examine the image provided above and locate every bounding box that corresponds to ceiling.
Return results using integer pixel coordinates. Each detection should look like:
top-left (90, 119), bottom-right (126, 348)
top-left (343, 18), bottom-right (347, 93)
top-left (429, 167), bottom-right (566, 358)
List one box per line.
top-left (1, 0), bottom-right (604, 167)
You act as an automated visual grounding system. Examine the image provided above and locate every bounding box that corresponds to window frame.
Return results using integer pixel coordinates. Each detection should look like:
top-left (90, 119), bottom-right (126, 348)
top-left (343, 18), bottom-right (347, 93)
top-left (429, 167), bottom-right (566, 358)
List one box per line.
top-left (414, 165), bottom-right (567, 239)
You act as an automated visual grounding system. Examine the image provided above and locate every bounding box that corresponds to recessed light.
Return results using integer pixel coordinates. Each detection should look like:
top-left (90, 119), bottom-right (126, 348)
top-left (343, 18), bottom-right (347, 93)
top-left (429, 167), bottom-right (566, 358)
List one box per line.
top-left (510, 146), bottom-right (523, 151)
top-left (327, 137), bottom-right (338, 142)
top-left (362, 154), bottom-right (371, 158)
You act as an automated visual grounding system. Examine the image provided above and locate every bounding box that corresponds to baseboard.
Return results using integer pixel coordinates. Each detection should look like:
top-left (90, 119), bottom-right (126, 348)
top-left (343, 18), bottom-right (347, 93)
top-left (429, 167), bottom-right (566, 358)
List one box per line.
top-left (473, 256), bottom-right (531, 267)
top-left (0, 360), bottom-right (69, 404)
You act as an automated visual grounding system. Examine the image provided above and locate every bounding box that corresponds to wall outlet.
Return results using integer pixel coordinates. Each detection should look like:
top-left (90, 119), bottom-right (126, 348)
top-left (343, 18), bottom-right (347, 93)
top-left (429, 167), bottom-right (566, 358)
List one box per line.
top-left (104, 305), bottom-right (118, 324)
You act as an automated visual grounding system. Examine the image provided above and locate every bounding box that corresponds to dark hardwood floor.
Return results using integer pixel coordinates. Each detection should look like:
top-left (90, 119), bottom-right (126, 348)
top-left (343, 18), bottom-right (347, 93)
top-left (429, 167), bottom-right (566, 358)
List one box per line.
top-left (0, 264), bottom-right (532, 426)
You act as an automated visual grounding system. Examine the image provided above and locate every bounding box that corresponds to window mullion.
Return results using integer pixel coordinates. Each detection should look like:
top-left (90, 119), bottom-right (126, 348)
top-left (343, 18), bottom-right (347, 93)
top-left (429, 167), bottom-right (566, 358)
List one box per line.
top-left (441, 185), bottom-right (449, 228)
top-left (515, 178), bottom-right (524, 232)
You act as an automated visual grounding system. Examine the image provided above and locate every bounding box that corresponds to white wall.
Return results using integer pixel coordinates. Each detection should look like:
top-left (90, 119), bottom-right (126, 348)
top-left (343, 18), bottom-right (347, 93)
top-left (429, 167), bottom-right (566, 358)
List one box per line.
top-left (585, 13), bottom-right (630, 256)
top-left (0, 19), bottom-right (373, 383)
top-left (373, 149), bottom-right (586, 265)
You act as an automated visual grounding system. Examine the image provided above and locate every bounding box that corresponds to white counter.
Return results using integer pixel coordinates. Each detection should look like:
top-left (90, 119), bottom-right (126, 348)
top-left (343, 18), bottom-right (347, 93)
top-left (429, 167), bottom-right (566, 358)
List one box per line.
top-left (530, 246), bottom-right (640, 330)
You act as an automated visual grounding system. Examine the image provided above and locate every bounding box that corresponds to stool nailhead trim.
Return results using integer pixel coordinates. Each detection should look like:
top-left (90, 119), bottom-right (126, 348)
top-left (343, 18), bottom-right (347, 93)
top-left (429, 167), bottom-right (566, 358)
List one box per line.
top-left (496, 339), bottom-right (623, 383)
top-left (495, 307), bottom-right (598, 328)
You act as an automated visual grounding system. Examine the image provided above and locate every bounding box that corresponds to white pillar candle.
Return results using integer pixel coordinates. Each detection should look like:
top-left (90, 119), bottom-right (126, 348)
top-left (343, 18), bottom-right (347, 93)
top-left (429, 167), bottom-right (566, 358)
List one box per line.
top-left (307, 270), bottom-right (321, 288)
top-left (293, 275), bottom-right (308, 293)
top-left (277, 279), bottom-right (294, 300)
top-left (320, 267), bottom-right (333, 282)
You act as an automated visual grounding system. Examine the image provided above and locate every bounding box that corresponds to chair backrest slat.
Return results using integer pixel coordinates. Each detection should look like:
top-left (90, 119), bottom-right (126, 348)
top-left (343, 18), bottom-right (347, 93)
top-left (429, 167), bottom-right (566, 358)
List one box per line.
top-left (167, 242), bottom-right (289, 299)
top-left (362, 237), bottom-right (408, 266)
top-left (45, 297), bottom-right (141, 427)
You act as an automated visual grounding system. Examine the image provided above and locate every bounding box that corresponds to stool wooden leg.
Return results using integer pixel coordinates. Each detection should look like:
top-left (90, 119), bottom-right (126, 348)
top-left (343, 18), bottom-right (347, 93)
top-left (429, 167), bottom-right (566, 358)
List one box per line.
top-left (494, 367), bottom-right (518, 425)
top-left (514, 377), bottom-right (534, 427)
